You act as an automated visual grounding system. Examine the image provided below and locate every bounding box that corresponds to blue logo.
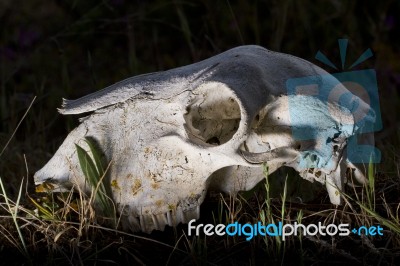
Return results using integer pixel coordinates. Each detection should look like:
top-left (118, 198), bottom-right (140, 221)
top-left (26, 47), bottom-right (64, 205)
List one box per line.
top-left (188, 220), bottom-right (384, 241)
top-left (286, 39), bottom-right (381, 169)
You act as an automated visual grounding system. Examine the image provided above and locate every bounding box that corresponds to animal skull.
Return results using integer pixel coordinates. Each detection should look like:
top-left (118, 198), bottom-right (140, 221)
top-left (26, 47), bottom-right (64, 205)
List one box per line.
top-left (34, 45), bottom-right (375, 233)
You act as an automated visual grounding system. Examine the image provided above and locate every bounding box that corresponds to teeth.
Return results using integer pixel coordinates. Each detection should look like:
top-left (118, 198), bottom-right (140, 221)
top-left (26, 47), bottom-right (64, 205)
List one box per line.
top-left (176, 205), bottom-right (201, 224)
top-left (126, 204), bottom-right (201, 233)
top-left (152, 213), bottom-right (168, 231)
top-left (176, 207), bottom-right (185, 224)
top-left (139, 214), bottom-right (151, 232)
top-left (127, 215), bottom-right (141, 232)
top-left (182, 205), bottom-right (200, 223)
top-left (151, 215), bottom-right (159, 230)
top-left (167, 210), bottom-right (175, 226)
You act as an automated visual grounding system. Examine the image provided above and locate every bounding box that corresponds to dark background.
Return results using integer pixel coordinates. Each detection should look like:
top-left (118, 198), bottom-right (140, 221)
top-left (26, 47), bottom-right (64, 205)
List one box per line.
top-left (1, 0), bottom-right (399, 185)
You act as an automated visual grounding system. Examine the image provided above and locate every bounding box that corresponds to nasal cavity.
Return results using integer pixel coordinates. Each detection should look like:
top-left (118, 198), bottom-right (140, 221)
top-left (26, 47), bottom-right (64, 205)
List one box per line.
top-left (184, 83), bottom-right (241, 146)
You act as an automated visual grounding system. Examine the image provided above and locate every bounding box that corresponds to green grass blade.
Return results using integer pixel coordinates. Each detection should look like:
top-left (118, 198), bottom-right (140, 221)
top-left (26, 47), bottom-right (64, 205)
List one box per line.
top-left (0, 177), bottom-right (29, 257)
top-left (367, 156), bottom-right (375, 210)
top-left (84, 137), bottom-right (104, 178)
top-left (75, 141), bottom-right (116, 227)
top-left (28, 195), bottom-right (55, 220)
top-left (357, 201), bottom-right (400, 234)
top-left (83, 137), bottom-right (112, 197)
top-left (75, 143), bottom-right (100, 188)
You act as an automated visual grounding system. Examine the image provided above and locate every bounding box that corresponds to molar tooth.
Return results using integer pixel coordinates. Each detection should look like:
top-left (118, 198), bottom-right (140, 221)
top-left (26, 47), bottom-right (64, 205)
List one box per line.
top-left (141, 214), bottom-right (156, 233)
top-left (139, 215), bottom-right (146, 232)
top-left (167, 210), bottom-right (174, 226)
top-left (182, 205), bottom-right (200, 223)
top-left (152, 213), bottom-right (168, 231)
top-left (151, 215), bottom-right (159, 230)
top-left (176, 206), bottom-right (184, 225)
top-left (127, 215), bottom-right (141, 232)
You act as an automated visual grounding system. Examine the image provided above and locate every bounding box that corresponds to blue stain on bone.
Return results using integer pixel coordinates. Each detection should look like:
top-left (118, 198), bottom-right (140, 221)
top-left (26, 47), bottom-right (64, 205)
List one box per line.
top-left (287, 93), bottom-right (354, 170)
top-left (286, 71), bottom-right (381, 169)
top-left (306, 40), bottom-right (381, 166)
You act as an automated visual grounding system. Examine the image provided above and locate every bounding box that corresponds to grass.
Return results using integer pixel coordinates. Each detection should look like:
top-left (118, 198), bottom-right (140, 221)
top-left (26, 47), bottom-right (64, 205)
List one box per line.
top-left (75, 137), bottom-right (116, 228)
top-left (0, 140), bottom-right (399, 264)
top-left (0, 177), bottom-right (28, 258)
top-left (259, 164), bottom-right (284, 259)
top-left (0, 0), bottom-right (399, 264)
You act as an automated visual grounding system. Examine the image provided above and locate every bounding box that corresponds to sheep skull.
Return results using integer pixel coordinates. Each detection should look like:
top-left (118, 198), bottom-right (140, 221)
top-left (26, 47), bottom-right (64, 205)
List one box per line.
top-left (34, 45), bottom-right (375, 232)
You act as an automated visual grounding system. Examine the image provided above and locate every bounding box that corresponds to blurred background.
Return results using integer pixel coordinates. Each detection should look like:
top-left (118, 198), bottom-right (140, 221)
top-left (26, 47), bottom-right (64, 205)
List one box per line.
top-left (0, 0), bottom-right (399, 193)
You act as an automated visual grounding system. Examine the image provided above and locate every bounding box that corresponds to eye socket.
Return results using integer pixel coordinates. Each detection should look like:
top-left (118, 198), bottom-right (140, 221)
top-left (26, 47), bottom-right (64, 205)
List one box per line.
top-left (184, 83), bottom-right (241, 146)
top-left (206, 137), bottom-right (221, 145)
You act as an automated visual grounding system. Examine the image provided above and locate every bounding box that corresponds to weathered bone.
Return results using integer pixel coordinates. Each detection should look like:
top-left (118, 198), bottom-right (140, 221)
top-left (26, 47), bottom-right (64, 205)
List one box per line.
top-left (34, 45), bottom-right (374, 232)
top-left (241, 147), bottom-right (299, 164)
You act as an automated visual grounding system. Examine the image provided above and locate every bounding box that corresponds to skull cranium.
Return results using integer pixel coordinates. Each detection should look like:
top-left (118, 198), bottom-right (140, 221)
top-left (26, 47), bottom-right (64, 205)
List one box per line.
top-left (34, 45), bottom-right (375, 232)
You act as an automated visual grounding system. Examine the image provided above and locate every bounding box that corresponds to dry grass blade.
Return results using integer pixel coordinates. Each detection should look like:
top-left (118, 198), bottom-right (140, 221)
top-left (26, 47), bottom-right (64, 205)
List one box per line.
top-left (0, 177), bottom-right (29, 258)
top-left (0, 96), bottom-right (36, 158)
